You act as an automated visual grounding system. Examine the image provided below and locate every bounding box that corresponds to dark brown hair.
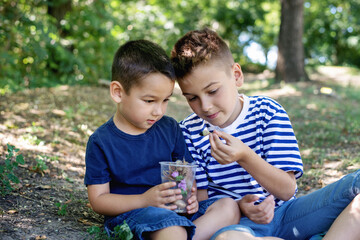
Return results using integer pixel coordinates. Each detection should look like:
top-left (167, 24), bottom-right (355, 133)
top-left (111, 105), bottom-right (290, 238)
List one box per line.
top-left (112, 40), bottom-right (175, 93)
top-left (171, 28), bottom-right (234, 80)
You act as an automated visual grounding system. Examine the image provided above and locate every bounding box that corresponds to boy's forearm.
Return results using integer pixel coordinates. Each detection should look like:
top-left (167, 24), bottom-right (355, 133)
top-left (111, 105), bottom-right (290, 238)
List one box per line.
top-left (90, 193), bottom-right (147, 216)
top-left (88, 184), bottom-right (148, 216)
top-left (197, 189), bottom-right (209, 202)
top-left (238, 148), bottom-right (297, 201)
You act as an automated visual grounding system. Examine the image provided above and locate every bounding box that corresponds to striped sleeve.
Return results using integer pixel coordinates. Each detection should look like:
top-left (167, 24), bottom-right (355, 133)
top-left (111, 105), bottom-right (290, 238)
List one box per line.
top-left (247, 96), bottom-right (303, 178)
top-left (179, 115), bottom-right (209, 189)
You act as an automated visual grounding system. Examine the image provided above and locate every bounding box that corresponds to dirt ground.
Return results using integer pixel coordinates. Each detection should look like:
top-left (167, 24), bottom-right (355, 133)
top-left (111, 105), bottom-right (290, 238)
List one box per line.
top-left (1, 69), bottom-right (359, 239)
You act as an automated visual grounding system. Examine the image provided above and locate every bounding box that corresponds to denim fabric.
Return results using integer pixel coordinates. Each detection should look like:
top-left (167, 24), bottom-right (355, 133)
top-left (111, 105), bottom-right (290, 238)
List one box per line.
top-left (104, 198), bottom-right (220, 240)
top-left (210, 225), bottom-right (256, 240)
top-left (238, 169), bottom-right (360, 239)
top-left (105, 206), bottom-right (195, 240)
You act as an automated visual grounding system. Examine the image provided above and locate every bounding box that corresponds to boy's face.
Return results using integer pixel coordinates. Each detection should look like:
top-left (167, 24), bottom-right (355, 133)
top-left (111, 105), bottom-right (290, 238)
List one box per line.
top-left (178, 62), bottom-right (244, 128)
top-left (113, 73), bottom-right (174, 134)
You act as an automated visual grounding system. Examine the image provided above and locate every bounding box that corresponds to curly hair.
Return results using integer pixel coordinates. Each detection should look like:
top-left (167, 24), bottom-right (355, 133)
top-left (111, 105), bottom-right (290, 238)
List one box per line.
top-left (171, 28), bottom-right (234, 80)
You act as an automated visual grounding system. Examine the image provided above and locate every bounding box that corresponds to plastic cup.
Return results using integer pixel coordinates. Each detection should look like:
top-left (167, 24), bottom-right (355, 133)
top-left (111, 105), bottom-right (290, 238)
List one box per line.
top-left (159, 161), bottom-right (197, 213)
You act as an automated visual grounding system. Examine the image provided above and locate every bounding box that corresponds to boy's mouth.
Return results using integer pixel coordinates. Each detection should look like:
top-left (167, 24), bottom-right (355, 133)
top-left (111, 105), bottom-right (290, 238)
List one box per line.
top-left (206, 112), bottom-right (219, 120)
top-left (147, 119), bottom-right (156, 124)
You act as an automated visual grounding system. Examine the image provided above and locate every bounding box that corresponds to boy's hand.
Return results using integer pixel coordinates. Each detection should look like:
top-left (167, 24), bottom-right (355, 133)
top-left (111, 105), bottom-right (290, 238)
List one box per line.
top-left (209, 130), bottom-right (249, 165)
top-left (186, 186), bottom-right (199, 214)
top-left (237, 194), bottom-right (275, 224)
top-left (143, 182), bottom-right (183, 210)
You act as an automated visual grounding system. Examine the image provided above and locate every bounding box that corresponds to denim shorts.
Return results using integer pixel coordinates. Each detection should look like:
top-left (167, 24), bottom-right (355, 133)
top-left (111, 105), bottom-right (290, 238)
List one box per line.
top-left (236, 169), bottom-right (360, 239)
top-left (104, 198), bottom-right (220, 240)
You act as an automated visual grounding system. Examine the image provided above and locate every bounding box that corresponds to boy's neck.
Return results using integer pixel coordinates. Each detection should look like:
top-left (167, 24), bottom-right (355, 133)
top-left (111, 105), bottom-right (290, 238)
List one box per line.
top-left (220, 94), bottom-right (244, 128)
top-left (215, 94), bottom-right (245, 131)
top-left (113, 110), bottom-right (147, 135)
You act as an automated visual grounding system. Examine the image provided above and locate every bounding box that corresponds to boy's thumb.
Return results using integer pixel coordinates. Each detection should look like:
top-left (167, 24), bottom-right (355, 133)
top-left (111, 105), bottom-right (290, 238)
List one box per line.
top-left (243, 194), bottom-right (259, 203)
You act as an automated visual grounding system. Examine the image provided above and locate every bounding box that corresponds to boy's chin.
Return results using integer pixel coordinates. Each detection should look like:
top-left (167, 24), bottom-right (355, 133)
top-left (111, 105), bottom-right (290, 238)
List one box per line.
top-left (204, 118), bottom-right (223, 127)
top-left (209, 119), bottom-right (232, 128)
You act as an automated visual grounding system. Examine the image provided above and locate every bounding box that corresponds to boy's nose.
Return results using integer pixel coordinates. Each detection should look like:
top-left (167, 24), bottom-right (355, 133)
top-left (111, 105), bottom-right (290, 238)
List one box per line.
top-left (201, 99), bottom-right (212, 112)
top-left (152, 104), bottom-right (164, 116)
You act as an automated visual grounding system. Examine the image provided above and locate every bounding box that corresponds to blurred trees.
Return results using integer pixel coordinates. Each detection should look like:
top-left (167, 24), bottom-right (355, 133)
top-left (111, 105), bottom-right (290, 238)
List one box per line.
top-left (0, 0), bottom-right (359, 90)
top-left (304, 0), bottom-right (360, 66)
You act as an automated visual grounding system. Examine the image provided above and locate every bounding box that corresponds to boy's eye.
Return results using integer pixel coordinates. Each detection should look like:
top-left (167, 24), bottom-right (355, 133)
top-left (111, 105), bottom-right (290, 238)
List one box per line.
top-left (144, 100), bottom-right (154, 103)
top-left (209, 89), bottom-right (218, 94)
top-left (187, 96), bottom-right (197, 102)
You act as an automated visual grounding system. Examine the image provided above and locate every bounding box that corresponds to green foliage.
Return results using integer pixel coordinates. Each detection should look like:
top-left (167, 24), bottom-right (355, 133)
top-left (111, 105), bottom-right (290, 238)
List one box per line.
top-left (1, 0), bottom-right (359, 91)
top-left (304, 1), bottom-right (360, 67)
top-left (32, 155), bottom-right (49, 174)
top-left (0, 144), bottom-right (25, 196)
top-left (0, 0), bottom-right (269, 91)
top-left (87, 226), bottom-right (108, 240)
top-left (87, 221), bottom-right (133, 240)
top-left (0, 0), bottom-right (116, 90)
top-left (55, 202), bottom-right (68, 216)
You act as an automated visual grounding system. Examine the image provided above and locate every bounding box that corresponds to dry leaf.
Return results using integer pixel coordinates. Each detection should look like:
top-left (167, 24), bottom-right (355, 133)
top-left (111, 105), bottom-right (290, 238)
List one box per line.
top-left (35, 235), bottom-right (47, 239)
top-left (78, 218), bottom-right (92, 225)
top-left (38, 185), bottom-right (52, 190)
top-left (8, 210), bottom-right (18, 214)
top-left (52, 109), bottom-right (66, 116)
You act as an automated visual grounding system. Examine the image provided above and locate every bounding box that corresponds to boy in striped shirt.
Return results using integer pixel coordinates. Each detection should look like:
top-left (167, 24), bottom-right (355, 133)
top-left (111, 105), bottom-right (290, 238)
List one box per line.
top-left (171, 28), bottom-right (360, 240)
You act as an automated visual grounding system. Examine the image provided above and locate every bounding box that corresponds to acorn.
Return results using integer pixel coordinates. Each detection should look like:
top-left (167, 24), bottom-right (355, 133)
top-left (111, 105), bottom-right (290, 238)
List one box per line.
top-left (174, 199), bottom-right (187, 210)
top-left (200, 127), bottom-right (210, 136)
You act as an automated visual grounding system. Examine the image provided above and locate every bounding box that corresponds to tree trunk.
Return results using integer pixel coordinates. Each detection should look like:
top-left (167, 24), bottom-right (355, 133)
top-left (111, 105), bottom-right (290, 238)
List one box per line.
top-left (47, 0), bottom-right (72, 36)
top-left (276, 0), bottom-right (309, 82)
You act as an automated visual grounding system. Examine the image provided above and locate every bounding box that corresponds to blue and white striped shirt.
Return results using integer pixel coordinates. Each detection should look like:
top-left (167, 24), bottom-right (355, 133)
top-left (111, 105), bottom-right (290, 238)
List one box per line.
top-left (179, 95), bottom-right (303, 207)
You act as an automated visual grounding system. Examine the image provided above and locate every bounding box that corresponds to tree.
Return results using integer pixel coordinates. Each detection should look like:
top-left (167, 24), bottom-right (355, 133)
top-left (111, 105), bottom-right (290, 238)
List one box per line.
top-left (304, 1), bottom-right (360, 67)
top-left (47, 0), bottom-right (72, 37)
top-left (276, 0), bottom-right (308, 82)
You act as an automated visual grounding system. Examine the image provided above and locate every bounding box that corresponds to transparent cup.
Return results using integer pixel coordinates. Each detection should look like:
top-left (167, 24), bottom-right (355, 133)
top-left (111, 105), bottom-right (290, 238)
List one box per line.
top-left (160, 160), bottom-right (197, 213)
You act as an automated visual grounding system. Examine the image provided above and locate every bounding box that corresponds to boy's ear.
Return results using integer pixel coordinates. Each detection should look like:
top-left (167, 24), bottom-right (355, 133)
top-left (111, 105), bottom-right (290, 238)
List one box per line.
top-left (110, 81), bottom-right (125, 103)
top-left (233, 63), bottom-right (244, 87)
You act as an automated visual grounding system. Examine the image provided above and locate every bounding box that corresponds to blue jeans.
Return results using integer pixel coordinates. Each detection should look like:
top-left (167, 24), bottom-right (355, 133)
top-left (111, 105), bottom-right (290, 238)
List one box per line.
top-left (239, 169), bottom-right (360, 239)
top-left (104, 198), bottom-right (219, 240)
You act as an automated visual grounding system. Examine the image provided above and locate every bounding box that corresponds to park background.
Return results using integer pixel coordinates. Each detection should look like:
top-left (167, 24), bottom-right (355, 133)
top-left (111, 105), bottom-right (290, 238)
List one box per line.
top-left (1, 0), bottom-right (360, 239)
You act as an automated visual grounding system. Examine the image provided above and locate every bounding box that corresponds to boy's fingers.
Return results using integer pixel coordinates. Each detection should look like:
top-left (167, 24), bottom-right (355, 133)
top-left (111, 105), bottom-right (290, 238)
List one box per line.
top-left (242, 194), bottom-right (259, 203)
top-left (213, 130), bottom-right (232, 142)
top-left (264, 195), bottom-right (274, 202)
top-left (210, 133), bottom-right (226, 152)
top-left (160, 181), bottom-right (177, 190)
top-left (210, 134), bottom-right (223, 155)
top-left (210, 131), bottom-right (219, 142)
top-left (211, 132), bottom-right (232, 153)
top-left (161, 187), bottom-right (181, 197)
top-left (163, 193), bottom-right (183, 204)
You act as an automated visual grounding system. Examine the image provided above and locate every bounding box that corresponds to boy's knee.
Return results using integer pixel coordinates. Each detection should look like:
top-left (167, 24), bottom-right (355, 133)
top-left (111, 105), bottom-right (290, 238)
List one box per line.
top-left (149, 225), bottom-right (187, 239)
top-left (354, 194), bottom-right (360, 207)
top-left (350, 170), bottom-right (360, 195)
top-left (213, 231), bottom-right (255, 240)
top-left (211, 198), bottom-right (241, 223)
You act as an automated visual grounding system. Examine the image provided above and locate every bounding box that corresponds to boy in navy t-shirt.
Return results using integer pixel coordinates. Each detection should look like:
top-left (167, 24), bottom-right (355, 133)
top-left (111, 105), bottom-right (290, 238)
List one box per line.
top-left (85, 39), bottom-right (240, 240)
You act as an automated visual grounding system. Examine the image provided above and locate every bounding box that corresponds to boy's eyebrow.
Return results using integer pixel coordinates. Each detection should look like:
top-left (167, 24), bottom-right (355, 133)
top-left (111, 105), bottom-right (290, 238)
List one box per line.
top-left (182, 82), bottom-right (218, 96)
top-left (143, 92), bottom-right (173, 98)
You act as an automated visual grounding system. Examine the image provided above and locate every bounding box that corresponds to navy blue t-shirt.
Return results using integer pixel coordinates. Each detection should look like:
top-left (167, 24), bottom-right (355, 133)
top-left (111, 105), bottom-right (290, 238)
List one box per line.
top-left (84, 116), bottom-right (193, 195)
